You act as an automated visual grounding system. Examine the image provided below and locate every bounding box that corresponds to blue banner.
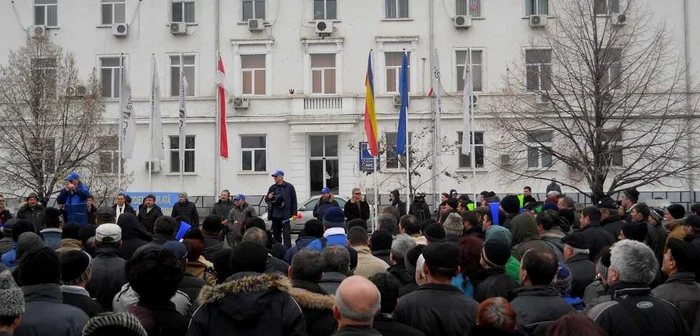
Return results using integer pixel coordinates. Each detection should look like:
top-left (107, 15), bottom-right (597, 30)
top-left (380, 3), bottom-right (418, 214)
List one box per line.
top-left (124, 192), bottom-right (179, 216)
top-left (359, 142), bottom-right (380, 172)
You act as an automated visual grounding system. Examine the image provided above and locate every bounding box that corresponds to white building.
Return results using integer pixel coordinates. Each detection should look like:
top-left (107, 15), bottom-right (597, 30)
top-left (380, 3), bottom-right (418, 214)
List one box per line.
top-left (0, 0), bottom-right (697, 206)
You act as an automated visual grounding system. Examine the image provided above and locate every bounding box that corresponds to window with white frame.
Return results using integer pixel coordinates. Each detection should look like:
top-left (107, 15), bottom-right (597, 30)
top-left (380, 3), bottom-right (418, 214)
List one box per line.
top-left (458, 132), bottom-right (484, 168)
top-left (527, 131), bottom-right (553, 168)
top-left (602, 130), bottom-right (623, 166)
top-left (525, 49), bottom-right (551, 92)
top-left (241, 55), bottom-right (266, 95)
top-left (97, 136), bottom-right (122, 174)
top-left (34, 0), bottom-right (58, 27)
top-left (456, 49), bottom-right (483, 92)
top-left (241, 135), bottom-right (266, 171)
top-left (385, 0), bottom-right (409, 18)
top-left (169, 135), bottom-right (195, 173)
top-left (311, 54), bottom-right (336, 94)
top-left (30, 138), bottom-right (55, 174)
top-left (385, 52), bottom-right (410, 93)
top-left (594, 0), bottom-right (620, 15)
top-left (31, 57), bottom-right (57, 98)
top-left (314, 0), bottom-right (337, 20)
top-left (100, 57), bottom-right (124, 98)
top-left (456, 0), bottom-right (482, 17)
top-left (600, 48), bottom-right (622, 90)
top-left (170, 55), bottom-right (195, 96)
top-left (101, 0), bottom-right (126, 25)
top-left (385, 132), bottom-right (412, 169)
top-left (172, 0), bottom-right (195, 23)
top-left (242, 0), bottom-right (265, 20)
top-left (525, 0), bottom-right (548, 15)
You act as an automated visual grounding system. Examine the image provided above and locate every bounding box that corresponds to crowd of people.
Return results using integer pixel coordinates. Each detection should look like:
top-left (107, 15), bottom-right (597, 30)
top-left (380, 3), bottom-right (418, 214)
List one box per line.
top-left (1, 172), bottom-right (700, 336)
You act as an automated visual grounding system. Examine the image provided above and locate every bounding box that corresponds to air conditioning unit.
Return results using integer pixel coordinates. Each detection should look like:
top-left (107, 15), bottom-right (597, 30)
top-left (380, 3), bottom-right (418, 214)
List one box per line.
top-left (30, 25), bottom-right (47, 39)
top-left (529, 14), bottom-right (547, 27)
top-left (248, 19), bottom-right (264, 32)
top-left (453, 15), bottom-right (472, 29)
top-left (66, 85), bottom-right (88, 97)
top-left (232, 97), bottom-right (250, 109)
top-left (500, 154), bottom-right (512, 166)
top-left (145, 161), bottom-right (161, 174)
top-left (170, 22), bottom-right (187, 35)
top-left (612, 13), bottom-right (626, 26)
top-left (392, 95), bottom-right (402, 107)
top-left (315, 20), bottom-right (333, 35)
top-left (112, 23), bottom-right (128, 37)
top-left (535, 92), bottom-right (550, 104)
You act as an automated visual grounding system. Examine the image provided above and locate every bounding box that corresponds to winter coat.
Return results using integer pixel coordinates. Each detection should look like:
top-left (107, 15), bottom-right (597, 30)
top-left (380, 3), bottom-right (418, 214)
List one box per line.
top-left (86, 204), bottom-right (96, 225)
top-left (266, 254), bottom-right (290, 275)
top-left (645, 220), bottom-right (667, 265)
top-left (506, 256), bottom-right (521, 285)
top-left (39, 228), bottom-right (62, 250)
top-left (373, 313), bottom-right (426, 336)
top-left (313, 198), bottom-right (340, 221)
top-left (391, 190), bottom-right (407, 217)
top-left (56, 238), bottom-right (82, 254)
top-left (113, 283), bottom-right (191, 317)
top-left (510, 213), bottom-right (553, 261)
top-left (16, 204), bottom-right (45, 231)
top-left (266, 182), bottom-right (298, 219)
top-left (137, 204), bottom-right (163, 234)
top-left (579, 222), bottom-right (616, 260)
top-left (15, 284), bottom-right (89, 336)
top-left (583, 278), bottom-right (609, 311)
top-left (226, 202), bottom-right (257, 245)
top-left (546, 183), bottom-right (562, 193)
top-left (289, 279), bottom-right (337, 336)
top-left (172, 200), bottom-right (200, 225)
top-left (541, 229), bottom-right (566, 263)
top-left (587, 282), bottom-right (688, 336)
top-left (665, 219), bottom-right (686, 248)
top-left (133, 233), bottom-right (173, 257)
top-left (451, 274), bottom-right (475, 297)
top-left (388, 263), bottom-right (413, 286)
top-left (128, 301), bottom-right (189, 336)
top-left (319, 272), bottom-right (347, 296)
top-left (188, 272), bottom-right (306, 336)
top-left (652, 271), bottom-right (700, 336)
top-left (202, 233), bottom-right (230, 261)
top-left (502, 213), bottom-right (518, 231)
top-left (344, 199), bottom-right (370, 221)
top-left (333, 326), bottom-right (383, 336)
top-left (565, 253), bottom-right (596, 299)
top-left (112, 204), bottom-right (136, 218)
top-left (118, 213), bottom-right (152, 260)
top-left (284, 236), bottom-right (317, 263)
top-left (354, 246), bottom-right (390, 279)
top-left (179, 274), bottom-right (206, 307)
top-left (600, 215), bottom-right (626, 238)
top-left (474, 268), bottom-right (518, 303)
top-left (186, 257), bottom-right (217, 286)
top-left (0, 209), bottom-right (12, 227)
top-left (56, 183), bottom-right (90, 226)
top-left (394, 283), bottom-right (479, 336)
top-left (212, 199), bottom-right (234, 219)
top-left (509, 285), bottom-right (574, 336)
top-left (85, 246), bottom-right (128, 311)
top-left (373, 249), bottom-right (392, 266)
top-left (61, 285), bottom-right (104, 317)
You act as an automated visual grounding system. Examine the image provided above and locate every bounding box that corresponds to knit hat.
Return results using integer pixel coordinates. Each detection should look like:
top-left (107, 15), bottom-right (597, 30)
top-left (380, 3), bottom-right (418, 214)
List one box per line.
top-left (370, 229), bottom-right (393, 251)
top-left (624, 188), bottom-right (640, 203)
top-left (622, 222), bottom-right (648, 242)
top-left (482, 239), bottom-right (510, 268)
top-left (443, 213), bottom-right (465, 236)
top-left (82, 312), bottom-right (148, 336)
top-left (162, 241), bottom-right (188, 260)
top-left (26, 192), bottom-right (39, 201)
top-left (180, 191), bottom-right (188, 199)
top-left (684, 215), bottom-right (700, 231)
top-left (16, 232), bottom-right (45, 261)
top-left (424, 224), bottom-right (446, 243)
top-left (19, 246), bottom-right (61, 286)
top-left (60, 250), bottom-right (92, 286)
top-left (561, 232), bottom-right (590, 250)
top-left (667, 204), bottom-right (686, 220)
top-left (552, 263), bottom-right (573, 296)
top-left (230, 241), bottom-right (268, 274)
top-left (485, 225), bottom-right (513, 246)
top-left (302, 219), bottom-right (324, 238)
top-left (500, 195), bottom-right (520, 214)
top-left (96, 206), bottom-right (116, 222)
top-left (96, 224), bottom-right (122, 243)
top-left (0, 270), bottom-right (24, 316)
top-left (422, 242), bottom-right (459, 270)
top-left (323, 207), bottom-right (345, 229)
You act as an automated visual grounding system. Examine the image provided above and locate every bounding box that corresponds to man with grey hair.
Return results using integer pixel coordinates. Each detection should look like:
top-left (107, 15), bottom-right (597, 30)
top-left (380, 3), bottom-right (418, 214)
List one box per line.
top-left (320, 246), bottom-right (350, 295)
top-left (376, 214), bottom-right (398, 235)
top-left (332, 276), bottom-right (382, 336)
top-left (587, 239), bottom-right (687, 336)
top-left (242, 227), bottom-right (289, 274)
top-left (288, 249), bottom-right (336, 336)
top-left (387, 234), bottom-right (417, 287)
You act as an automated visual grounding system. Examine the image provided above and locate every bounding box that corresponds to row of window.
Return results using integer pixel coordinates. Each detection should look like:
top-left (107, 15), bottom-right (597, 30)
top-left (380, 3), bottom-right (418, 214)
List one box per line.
top-left (33, 0), bottom-right (624, 27)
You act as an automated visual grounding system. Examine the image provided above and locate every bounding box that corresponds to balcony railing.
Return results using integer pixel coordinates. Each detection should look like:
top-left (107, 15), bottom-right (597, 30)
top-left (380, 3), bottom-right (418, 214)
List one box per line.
top-left (303, 97), bottom-right (343, 110)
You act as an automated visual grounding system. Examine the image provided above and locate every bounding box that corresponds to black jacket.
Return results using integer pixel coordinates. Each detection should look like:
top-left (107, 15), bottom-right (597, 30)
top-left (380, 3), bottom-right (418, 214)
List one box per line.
top-left (266, 255), bottom-right (290, 275)
top-left (138, 204), bottom-right (163, 234)
top-left (344, 200), bottom-right (370, 221)
top-left (373, 314), bottom-right (426, 336)
top-left (188, 272), bottom-right (307, 336)
top-left (319, 272), bottom-right (346, 296)
top-left (61, 286), bottom-right (104, 317)
top-left (372, 249), bottom-right (392, 266)
top-left (129, 300), bottom-right (189, 336)
top-left (313, 198), bottom-right (340, 221)
top-left (652, 272), bottom-right (700, 336)
top-left (474, 268), bottom-right (518, 303)
top-left (172, 200), bottom-right (200, 225)
top-left (289, 279), bottom-right (337, 336)
top-left (87, 204), bottom-right (97, 226)
top-left (16, 204), bottom-right (45, 231)
top-left (333, 326), bottom-right (383, 336)
top-left (85, 246), bottom-right (128, 311)
top-left (202, 233), bottom-right (231, 261)
top-left (579, 222), bottom-right (616, 260)
top-left (118, 212), bottom-right (152, 260)
top-left (394, 283), bottom-right (479, 336)
top-left (390, 190), bottom-right (407, 217)
top-left (600, 215), bottom-right (626, 238)
top-left (179, 274), bottom-right (206, 307)
top-left (211, 199), bottom-right (234, 219)
top-left (509, 285), bottom-right (574, 336)
top-left (266, 182), bottom-right (298, 219)
top-left (112, 204), bottom-right (136, 217)
top-left (388, 263), bottom-right (413, 286)
top-left (587, 282), bottom-right (687, 336)
top-left (15, 284), bottom-right (89, 336)
top-left (566, 253), bottom-right (596, 299)
top-left (646, 220), bottom-right (668, 264)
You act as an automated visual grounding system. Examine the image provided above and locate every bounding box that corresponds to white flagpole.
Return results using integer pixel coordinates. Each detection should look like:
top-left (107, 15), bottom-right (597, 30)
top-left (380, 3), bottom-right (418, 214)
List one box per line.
top-left (434, 49), bottom-right (443, 204)
top-left (373, 154), bottom-right (378, 231)
top-left (148, 54), bottom-right (154, 192)
top-left (214, 53), bottom-right (221, 195)
top-left (117, 53), bottom-right (123, 191)
top-left (468, 49), bottom-right (477, 200)
top-left (179, 52), bottom-right (185, 191)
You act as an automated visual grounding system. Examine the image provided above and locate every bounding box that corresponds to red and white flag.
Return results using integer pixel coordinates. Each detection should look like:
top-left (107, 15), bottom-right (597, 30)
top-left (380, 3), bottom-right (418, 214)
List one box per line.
top-left (217, 56), bottom-right (229, 158)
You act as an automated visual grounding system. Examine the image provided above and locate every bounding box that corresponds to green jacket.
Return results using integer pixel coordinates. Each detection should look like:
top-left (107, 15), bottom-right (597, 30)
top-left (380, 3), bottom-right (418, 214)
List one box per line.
top-left (506, 256), bottom-right (521, 285)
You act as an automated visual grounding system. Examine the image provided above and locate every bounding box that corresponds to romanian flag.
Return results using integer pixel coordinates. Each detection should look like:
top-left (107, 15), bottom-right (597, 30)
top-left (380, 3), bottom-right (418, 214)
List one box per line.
top-left (364, 51), bottom-right (379, 156)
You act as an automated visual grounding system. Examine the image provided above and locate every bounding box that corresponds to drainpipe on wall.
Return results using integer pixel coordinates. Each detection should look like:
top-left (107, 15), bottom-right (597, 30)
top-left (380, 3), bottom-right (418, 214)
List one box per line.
top-left (429, 0), bottom-right (438, 210)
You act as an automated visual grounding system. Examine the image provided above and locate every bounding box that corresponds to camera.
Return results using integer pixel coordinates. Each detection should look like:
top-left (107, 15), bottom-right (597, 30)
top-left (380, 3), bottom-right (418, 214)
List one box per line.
top-left (413, 192), bottom-right (426, 204)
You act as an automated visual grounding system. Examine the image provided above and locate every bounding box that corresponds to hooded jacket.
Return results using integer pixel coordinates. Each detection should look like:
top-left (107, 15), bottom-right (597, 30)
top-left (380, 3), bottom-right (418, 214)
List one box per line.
top-left (118, 213), bottom-right (152, 260)
top-left (15, 283), bottom-right (89, 336)
top-left (137, 204), bottom-right (163, 234)
top-left (652, 271), bottom-right (700, 336)
top-left (112, 283), bottom-right (191, 317)
top-left (509, 285), bottom-right (574, 336)
top-left (56, 183), bottom-right (90, 226)
top-left (289, 279), bottom-right (337, 336)
top-left (188, 272), bottom-right (306, 336)
top-left (172, 199), bottom-right (200, 225)
top-left (510, 213), bottom-right (553, 261)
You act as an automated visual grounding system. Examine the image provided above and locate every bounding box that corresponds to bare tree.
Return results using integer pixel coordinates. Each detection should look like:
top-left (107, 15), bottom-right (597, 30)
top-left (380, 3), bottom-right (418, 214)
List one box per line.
top-left (491, 0), bottom-right (698, 202)
top-left (0, 38), bottom-right (110, 202)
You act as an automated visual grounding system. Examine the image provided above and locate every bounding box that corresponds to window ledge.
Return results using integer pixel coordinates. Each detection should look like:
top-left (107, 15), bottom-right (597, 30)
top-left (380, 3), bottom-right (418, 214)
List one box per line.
top-left (471, 17), bottom-right (486, 20)
top-left (525, 168), bottom-right (558, 172)
top-left (308, 20), bottom-right (341, 23)
top-left (521, 15), bottom-right (555, 19)
top-left (44, 26), bottom-right (60, 29)
top-left (383, 169), bottom-right (407, 174)
top-left (165, 172), bottom-right (198, 176)
top-left (456, 168), bottom-right (489, 173)
top-left (237, 21), bottom-right (269, 25)
top-left (381, 18), bottom-right (413, 22)
top-left (237, 171), bottom-right (270, 175)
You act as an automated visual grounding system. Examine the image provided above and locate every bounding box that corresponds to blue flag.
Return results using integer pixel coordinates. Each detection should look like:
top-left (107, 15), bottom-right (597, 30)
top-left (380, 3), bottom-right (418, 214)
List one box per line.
top-left (396, 52), bottom-right (409, 155)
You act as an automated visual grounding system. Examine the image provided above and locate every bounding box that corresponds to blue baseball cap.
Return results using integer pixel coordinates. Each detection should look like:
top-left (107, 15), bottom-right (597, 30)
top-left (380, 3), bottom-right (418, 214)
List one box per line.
top-left (321, 187), bottom-right (331, 194)
top-left (234, 194), bottom-right (246, 201)
top-left (271, 170), bottom-right (285, 177)
top-left (65, 172), bottom-right (80, 181)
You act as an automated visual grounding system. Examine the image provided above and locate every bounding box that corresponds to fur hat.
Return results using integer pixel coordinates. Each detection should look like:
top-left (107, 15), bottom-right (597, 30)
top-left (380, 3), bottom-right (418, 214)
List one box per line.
top-left (323, 207), bottom-right (345, 229)
top-left (60, 250), bottom-right (92, 286)
top-left (82, 312), bottom-right (148, 336)
top-left (0, 270), bottom-right (24, 316)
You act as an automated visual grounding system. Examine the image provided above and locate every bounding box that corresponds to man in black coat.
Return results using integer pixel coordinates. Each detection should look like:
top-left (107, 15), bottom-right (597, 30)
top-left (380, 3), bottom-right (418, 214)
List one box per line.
top-left (475, 239), bottom-right (518, 302)
top-left (137, 195), bottom-right (163, 234)
top-left (266, 171), bottom-right (298, 248)
top-left (112, 193), bottom-right (136, 221)
top-left (394, 243), bottom-right (479, 336)
top-left (631, 203), bottom-right (666, 265)
top-left (561, 232), bottom-right (596, 299)
top-left (344, 188), bottom-right (370, 222)
top-left (85, 223), bottom-right (128, 311)
top-left (212, 189), bottom-right (234, 219)
top-left (171, 192), bottom-right (199, 226)
top-left (369, 273), bottom-right (425, 336)
top-left (578, 206), bottom-right (616, 260)
top-left (59, 250), bottom-right (104, 318)
top-left (287, 249), bottom-right (336, 336)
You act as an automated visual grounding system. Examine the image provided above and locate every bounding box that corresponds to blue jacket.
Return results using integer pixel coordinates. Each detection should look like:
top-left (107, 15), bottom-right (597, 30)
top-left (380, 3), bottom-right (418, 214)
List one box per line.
top-left (57, 182), bottom-right (90, 226)
top-left (1, 246), bottom-right (16, 268)
top-left (306, 233), bottom-right (348, 252)
top-left (284, 236), bottom-right (316, 263)
top-left (266, 182), bottom-right (298, 219)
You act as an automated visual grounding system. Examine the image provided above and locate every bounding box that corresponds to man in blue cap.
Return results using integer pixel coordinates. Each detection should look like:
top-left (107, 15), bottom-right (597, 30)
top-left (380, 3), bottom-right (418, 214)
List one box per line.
top-left (313, 187), bottom-right (339, 221)
top-left (57, 172), bottom-right (90, 226)
top-left (226, 194), bottom-right (257, 247)
top-left (265, 170), bottom-right (297, 248)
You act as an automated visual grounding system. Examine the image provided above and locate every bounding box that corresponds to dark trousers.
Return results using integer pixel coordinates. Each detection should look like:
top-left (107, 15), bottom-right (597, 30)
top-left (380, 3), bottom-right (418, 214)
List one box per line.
top-left (271, 217), bottom-right (292, 248)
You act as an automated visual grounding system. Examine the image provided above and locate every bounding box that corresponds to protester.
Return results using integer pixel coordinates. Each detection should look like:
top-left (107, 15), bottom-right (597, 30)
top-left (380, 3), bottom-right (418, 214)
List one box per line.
top-left (370, 229), bottom-right (393, 265)
top-left (619, 187), bottom-right (639, 222)
top-left (117, 213), bottom-right (152, 260)
top-left (577, 206), bottom-right (615, 261)
top-left (200, 215), bottom-right (229, 261)
top-left (85, 223), bottom-right (127, 311)
top-left (442, 213), bottom-right (464, 245)
top-left (16, 232), bottom-right (44, 266)
top-left (369, 273), bottom-right (425, 336)
top-left (0, 219), bottom-right (16, 255)
top-left (685, 214), bottom-right (700, 249)
top-left (239, 226), bottom-right (287, 275)
top-left (86, 196), bottom-right (97, 226)
top-left (266, 171), bottom-right (298, 248)
top-left (386, 234), bottom-right (416, 288)
top-left (133, 216), bottom-right (177, 256)
top-left (348, 226), bottom-right (389, 278)
top-left (498, 195), bottom-right (520, 230)
top-left (484, 224), bottom-right (521, 284)
top-left (471, 297), bottom-right (520, 336)
top-left (0, 195), bottom-right (13, 227)
top-left (596, 197), bottom-right (625, 238)
top-left (56, 224), bottom-right (82, 254)
top-left (78, 225), bottom-right (97, 256)
top-left (182, 237), bottom-right (216, 285)
top-left (137, 195), bottom-right (163, 234)
top-left (319, 245), bottom-right (350, 295)
top-left (548, 313), bottom-right (605, 336)
top-left (561, 232), bottom-right (596, 299)
top-left (583, 248), bottom-right (611, 310)
top-left (629, 203), bottom-right (666, 264)
top-left (552, 263), bottom-right (585, 310)
top-left (1, 220), bottom-right (35, 269)
top-left (398, 215), bottom-right (425, 245)
top-left (313, 187), bottom-right (340, 221)
top-left (57, 173), bottom-right (90, 226)
top-left (225, 194), bottom-right (257, 246)
top-left (400, 245), bottom-right (424, 297)
top-left (59, 250), bottom-right (103, 317)
top-left (211, 190), bottom-right (234, 221)
top-left (284, 220), bottom-right (322, 263)
top-left (331, 276), bottom-right (382, 336)
top-left (0, 270), bottom-right (24, 336)
top-left (475, 238), bottom-right (518, 302)
top-left (388, 189), bottom-right (407, 218)
top-left (162, 241), bottom-right (204, 308)
top-left (344, 188), bottom-right (371, 222)
top-left (376, 214), bottom-right (398, 236)
top-left (171, 192), bottom-right (199, 227)
top-left (81, 312), bottom-right (148, 336)
top-left (307, 207), bottom-right (348, 252)
top-left (510, 213), bottom-right (551, 261)
top-left (287, 249), bottom-right (336, 336)
top-left (547, 179), bottom-right (562, 194)
top-left (664, 204), bottom-right (687, 247)
top-left (113, 193), bottom-right (137, 221)
top-left (39, 208), bottom-right (63, 250)
top-left (557, 196), bottom-right (579, 231)
top-left (16, 193), bottom-right (45, 231)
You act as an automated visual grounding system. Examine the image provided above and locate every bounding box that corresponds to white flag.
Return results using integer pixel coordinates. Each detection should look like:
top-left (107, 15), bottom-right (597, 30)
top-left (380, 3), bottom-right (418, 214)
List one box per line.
top-left (150, 55), bottom-right (165, 160)
top-left (433, 49), bottom-right (443, 144)
top-left (178, 56), bottom-right (187, 172)
top-left (461, 50), bottom-right (473, 156)
top-left (120, 61), bottom-right (137, 159)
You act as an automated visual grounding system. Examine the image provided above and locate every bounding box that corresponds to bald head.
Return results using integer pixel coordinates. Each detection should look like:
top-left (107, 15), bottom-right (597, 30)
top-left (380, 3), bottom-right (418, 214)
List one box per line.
top-left (334, 276), bottom-right (381, 325)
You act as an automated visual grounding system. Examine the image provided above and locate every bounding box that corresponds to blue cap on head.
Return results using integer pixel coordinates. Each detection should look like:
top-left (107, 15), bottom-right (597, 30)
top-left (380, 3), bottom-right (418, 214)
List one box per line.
top-left (321, 187), bottom-right (331, 194)
top-left (162, 241), bottom-right (188, 260)
top-left (65, 172), bottom-right (79, 181)
top-left (234, 194), bottom-right (246, 201)
top-left (271, 170), bottom-right (285, 177)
